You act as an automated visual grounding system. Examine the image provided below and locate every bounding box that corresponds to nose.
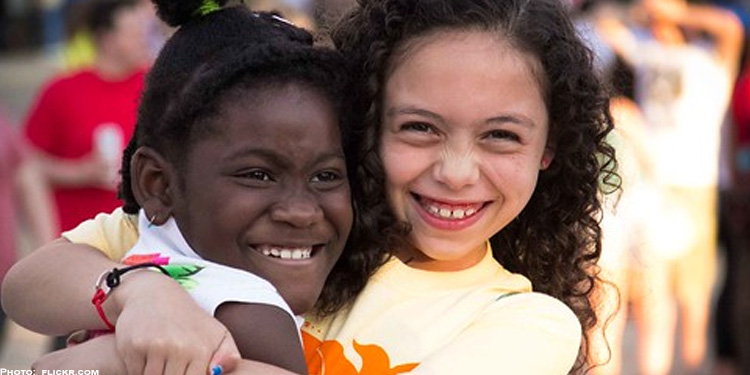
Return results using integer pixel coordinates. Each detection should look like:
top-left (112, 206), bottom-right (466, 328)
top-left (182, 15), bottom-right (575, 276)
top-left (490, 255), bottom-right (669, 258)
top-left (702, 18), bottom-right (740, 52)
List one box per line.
top-left (270, 188), bottom-right (324, 228)
top-left (433, 147), bottom-right (480, 191)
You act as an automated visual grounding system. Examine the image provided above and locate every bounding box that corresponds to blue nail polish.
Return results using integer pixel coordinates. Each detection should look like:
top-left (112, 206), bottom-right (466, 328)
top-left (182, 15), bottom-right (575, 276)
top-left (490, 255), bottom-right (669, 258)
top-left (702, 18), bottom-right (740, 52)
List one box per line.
top-left (211, 365), bottom-right (223, 375)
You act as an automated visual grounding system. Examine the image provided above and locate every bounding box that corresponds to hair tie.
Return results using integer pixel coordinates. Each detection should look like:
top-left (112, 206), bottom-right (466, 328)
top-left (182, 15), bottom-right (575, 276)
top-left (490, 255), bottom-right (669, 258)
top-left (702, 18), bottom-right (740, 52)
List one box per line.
top-left (196, 0), bottom-right (221, 17)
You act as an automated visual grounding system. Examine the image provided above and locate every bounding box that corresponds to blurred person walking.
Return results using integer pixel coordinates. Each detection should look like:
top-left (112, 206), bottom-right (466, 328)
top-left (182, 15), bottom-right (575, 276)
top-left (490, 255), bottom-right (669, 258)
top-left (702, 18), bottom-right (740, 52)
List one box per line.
top-left (23, 0), bottom-right (150, 236)
top-left (23, 0), bottom-right (149, 351)
top-left (0, 107), bottom-right (56, 353)
top-left (597, 1), bottom-right (744, 374)
top-left (720, 61), bottom-right (750, 375)
top-left (63, 0), bottom-right (167, 70)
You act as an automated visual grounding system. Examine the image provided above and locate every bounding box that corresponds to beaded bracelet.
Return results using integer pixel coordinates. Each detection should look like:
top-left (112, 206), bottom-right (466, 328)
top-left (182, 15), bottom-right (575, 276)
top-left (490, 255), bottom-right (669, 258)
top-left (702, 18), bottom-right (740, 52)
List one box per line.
top-left (91, 262), bottom-right (170, 331)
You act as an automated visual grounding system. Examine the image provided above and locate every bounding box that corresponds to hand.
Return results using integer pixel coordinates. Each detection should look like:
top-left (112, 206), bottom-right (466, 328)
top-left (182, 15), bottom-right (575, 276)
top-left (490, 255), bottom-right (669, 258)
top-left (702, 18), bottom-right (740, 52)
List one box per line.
top-left (641, 0), bottom-right (686, 24)
top-left (32, 335), bottom-right (126, 373)
top-left (111, 271), bottom-right (241, 375)
top-left (78, 152), bottom-right (119, 190)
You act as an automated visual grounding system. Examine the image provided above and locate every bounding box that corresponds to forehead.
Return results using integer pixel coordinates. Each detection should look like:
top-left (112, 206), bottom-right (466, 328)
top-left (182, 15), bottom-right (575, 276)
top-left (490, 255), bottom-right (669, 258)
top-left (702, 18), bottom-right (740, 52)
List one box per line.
top-left (392, 29), bottom-right (542, 82)
top-left (205, 83), bottom-right (342, 151)
top-left (384, 30), bottom-right (547, 126)
top-left (103, 4), bottom-right (147, 36)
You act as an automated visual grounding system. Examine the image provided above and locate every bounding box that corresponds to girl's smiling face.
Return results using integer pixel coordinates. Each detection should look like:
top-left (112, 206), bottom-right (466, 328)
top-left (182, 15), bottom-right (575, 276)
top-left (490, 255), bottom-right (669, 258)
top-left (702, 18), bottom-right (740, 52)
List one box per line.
top-left (171, 83), bottom-right (352, 314)
top-left (381, 30), bottom-right (552, 271)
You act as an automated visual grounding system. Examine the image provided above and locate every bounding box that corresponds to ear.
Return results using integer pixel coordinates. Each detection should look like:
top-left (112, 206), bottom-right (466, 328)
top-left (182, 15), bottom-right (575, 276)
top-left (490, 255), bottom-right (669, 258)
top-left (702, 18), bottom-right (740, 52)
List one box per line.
top-left (540, 147), bottom-right (555, 170)
top-left (130, 146), bottom-right (177, 226)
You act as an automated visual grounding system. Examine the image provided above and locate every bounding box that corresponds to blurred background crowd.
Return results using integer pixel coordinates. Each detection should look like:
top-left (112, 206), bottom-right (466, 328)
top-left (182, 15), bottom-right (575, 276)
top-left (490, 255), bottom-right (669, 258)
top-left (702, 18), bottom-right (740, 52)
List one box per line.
top-left (0, 0), bottom-right (748, 374)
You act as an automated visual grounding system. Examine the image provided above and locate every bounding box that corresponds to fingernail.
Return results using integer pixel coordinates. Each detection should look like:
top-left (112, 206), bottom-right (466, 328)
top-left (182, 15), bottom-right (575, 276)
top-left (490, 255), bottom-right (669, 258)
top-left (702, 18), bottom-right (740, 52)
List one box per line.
top-left (211, 365), bottom-right (223, 375)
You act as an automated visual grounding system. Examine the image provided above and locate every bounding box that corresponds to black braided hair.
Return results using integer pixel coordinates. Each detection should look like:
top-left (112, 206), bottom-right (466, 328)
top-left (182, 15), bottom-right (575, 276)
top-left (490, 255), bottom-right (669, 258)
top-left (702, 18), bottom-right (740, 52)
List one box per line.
top-left (332, 0), bottom-right (620, 372)
top-left (118, 0), bottom-right (386, 315)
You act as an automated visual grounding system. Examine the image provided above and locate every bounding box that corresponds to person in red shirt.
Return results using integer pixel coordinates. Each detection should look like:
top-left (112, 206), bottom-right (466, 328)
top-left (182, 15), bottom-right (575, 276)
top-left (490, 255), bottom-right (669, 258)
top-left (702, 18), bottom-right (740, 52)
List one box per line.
top-left (24, 0), bottom-right (150, 233)
top-left (731, 66), bottom-right (750, 185)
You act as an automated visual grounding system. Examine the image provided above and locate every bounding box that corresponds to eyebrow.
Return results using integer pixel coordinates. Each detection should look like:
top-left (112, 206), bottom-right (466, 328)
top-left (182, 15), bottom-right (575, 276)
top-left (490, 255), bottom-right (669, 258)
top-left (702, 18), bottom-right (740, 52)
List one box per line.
top-left (386, 106), bottom-right (444, 123)
top-left (386, 105), bottom-right (537, 128)
top-left (225, 148), bottom-right (346, 167)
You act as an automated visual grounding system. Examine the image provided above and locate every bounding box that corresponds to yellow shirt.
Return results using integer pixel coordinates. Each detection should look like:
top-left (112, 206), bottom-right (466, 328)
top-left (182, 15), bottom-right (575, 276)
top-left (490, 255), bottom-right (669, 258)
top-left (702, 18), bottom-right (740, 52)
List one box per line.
top-left (64, 208), bottom-right (582, 374)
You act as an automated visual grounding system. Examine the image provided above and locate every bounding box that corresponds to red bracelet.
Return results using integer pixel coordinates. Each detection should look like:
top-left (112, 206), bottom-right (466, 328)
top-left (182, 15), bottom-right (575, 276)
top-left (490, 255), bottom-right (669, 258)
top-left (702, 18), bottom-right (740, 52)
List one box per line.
top-left (91, 263), bottom-right (170, 332)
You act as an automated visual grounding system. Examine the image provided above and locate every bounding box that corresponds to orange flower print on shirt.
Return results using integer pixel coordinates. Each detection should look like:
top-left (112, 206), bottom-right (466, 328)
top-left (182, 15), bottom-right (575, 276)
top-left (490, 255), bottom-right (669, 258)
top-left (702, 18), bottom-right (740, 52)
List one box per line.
top-left (302, 331), bottom-right (418, 375)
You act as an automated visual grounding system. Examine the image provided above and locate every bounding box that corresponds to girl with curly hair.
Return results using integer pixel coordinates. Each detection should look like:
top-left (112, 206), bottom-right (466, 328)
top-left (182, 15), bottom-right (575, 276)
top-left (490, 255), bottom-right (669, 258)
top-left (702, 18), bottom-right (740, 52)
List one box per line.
top-left (3, 0), bottom-right (618, 374)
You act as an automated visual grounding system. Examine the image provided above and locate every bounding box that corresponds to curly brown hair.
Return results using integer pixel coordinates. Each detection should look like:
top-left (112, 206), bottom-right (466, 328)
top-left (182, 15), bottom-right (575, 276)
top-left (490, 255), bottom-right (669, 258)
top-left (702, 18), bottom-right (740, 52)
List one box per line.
top-left (331, 0), bottom-right (620, 372)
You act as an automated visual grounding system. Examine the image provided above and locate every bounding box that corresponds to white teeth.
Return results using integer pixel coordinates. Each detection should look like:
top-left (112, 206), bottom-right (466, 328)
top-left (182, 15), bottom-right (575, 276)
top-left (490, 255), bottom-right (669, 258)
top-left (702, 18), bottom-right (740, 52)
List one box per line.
top-left (422, 203), bottom-right (480, 220)
top-left (439, 208), bottom-right (451, 218)
top-left (258, 246), bottom-right (312, 260)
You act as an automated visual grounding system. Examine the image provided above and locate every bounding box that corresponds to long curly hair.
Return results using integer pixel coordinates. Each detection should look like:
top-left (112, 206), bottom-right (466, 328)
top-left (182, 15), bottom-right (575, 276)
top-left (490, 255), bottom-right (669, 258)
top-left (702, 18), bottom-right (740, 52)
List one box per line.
top-left (117, 1), bottom-right (387, 316)
top-left (331, 0), bottom-right (619, 372)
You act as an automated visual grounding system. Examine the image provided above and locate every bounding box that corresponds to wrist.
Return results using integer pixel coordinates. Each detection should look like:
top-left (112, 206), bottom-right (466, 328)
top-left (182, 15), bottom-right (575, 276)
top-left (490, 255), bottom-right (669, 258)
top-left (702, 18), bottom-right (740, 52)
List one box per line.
top-left (104, 267), bottom-right (174, 327)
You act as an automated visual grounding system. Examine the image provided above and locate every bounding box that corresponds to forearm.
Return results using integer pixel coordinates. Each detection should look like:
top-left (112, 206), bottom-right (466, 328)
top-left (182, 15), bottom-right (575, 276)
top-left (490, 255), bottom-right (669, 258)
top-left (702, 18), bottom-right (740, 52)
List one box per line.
top-left (216, 303), bottom-right (307, 374)
top-left (676, 4), bottom-right (743, 68)
top-left (228, 360), bottom-right (302, 375)
top-left (36, 155), bottom-right (87, 187)
top-left (594, 6), bottom-right (637, 63)
top-left (33, 334), bottom-right (127, 374)
top-left (33, 151), bottom-right (109, 188)
top-left (15, 160), bottom-right (57, 247)
top-left (676, 4), bottom-right (740, 39)
top-left (1, 239), bottom-right (122, 335)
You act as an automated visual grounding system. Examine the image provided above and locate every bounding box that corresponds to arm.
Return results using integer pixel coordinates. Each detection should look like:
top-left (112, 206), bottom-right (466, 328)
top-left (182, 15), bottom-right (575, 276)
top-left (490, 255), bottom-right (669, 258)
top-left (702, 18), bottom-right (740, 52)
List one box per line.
top-left (33, 334), bottom-right (127, 374)
top-left (1, 239), bottom-right (124, 335)
top-left (14, 156), bottom-right (57, 248)
top-left (31, 149), bottom-right (116, 190)
top-left (648, 1), bottom-right (744, 73)
top-left (228, 360), bottom-right (302, 375)
top-left (216, 303), bottom-right (308, 374)
top-left (1, 237), bottom-right (240, 375)
top-left (593, 4), bottom-right (639, 65)
top-left (33, 334), bottom-right (300, 375)
top-left (409, 293), bottom-right (581, 375)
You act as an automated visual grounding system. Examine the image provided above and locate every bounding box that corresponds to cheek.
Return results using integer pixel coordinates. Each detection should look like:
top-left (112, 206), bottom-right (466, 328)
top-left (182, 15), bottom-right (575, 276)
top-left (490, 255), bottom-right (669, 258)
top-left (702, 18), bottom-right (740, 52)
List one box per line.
top-left (381, 143), bottom-right (432, 189)
top-left (484, 156), bottom-right (540, 199)
top-left (322, 190), bottom-right (354, 237)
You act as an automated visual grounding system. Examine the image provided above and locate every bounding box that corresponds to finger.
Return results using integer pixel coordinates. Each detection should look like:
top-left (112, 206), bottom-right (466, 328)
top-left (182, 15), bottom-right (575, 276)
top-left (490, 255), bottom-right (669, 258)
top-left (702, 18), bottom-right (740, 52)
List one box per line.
top-left (142, 354), bottom-right (166, 375)
top-left (208, 332), bottom-right (240, 375)
top-left (184, 359), bottom-right (205, 375)
top-left (163, 356), bottom-right (189, 375)
top-left (122, 351), bottom-right (147, 375)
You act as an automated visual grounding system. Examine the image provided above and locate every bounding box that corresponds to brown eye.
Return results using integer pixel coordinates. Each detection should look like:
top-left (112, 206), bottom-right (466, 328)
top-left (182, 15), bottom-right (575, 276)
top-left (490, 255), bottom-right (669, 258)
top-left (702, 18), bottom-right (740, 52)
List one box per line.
top-left (401, 122), bottom-right (435, 133)
top-left (312, 171), bottom-right (341, 182)
top-left (484, 129), bottom-right (520, 142)
top-left (240, 169), bottom-right (274, 181)
top-left (311, 170), bottom-right (346, 191)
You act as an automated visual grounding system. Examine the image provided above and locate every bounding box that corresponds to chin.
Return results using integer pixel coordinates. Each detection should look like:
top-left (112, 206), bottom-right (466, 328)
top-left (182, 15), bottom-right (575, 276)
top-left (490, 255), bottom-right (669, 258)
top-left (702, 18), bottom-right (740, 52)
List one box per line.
top-left (288, 298), bottom-right (317, 316)
top-left (285, 286), bottom-right (324, 315)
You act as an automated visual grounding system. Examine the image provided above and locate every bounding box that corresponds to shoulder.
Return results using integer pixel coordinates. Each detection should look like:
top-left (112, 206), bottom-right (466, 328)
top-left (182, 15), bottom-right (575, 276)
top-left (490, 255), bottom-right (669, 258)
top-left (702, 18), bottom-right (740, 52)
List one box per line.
top-left (48, 69), bottom-right (95, 89)
top-left (492, 292), bottom-right (580, 327)
top-left (35, 70), bottom-right (95, 100)
top-left (480, 292), bottom-right (582, 350)
top-left (411, 292), bottom-right (582, 375)
top-left (62, 207), bottom-right (139, 260)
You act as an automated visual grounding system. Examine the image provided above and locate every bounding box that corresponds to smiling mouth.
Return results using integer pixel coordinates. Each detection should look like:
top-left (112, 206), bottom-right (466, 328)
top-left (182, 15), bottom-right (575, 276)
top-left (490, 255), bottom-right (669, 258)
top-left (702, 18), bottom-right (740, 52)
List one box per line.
top-left (253, 245), bottom-right (321, 260)
top-left (414, 194), bottom-right (487, 221)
